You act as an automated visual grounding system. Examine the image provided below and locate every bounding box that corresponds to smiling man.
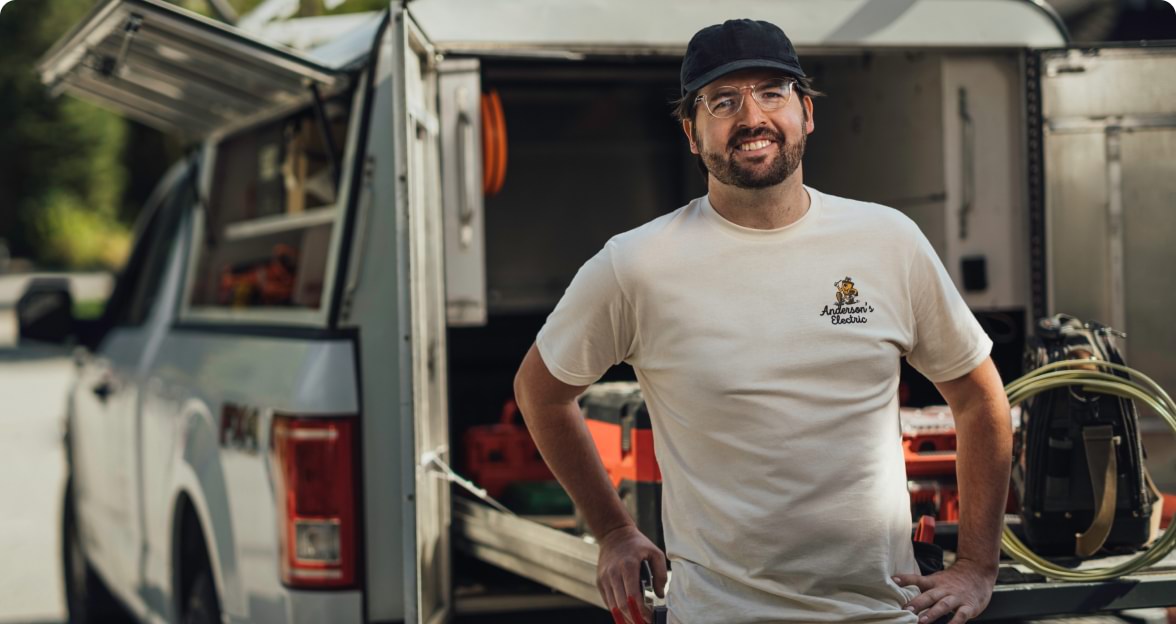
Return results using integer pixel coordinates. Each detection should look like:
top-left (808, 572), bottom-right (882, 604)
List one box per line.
top-left (514, 19), bottom-right (1012, 624)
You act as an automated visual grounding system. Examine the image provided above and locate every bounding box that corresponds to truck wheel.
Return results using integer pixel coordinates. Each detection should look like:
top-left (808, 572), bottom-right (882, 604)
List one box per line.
top-left (183, 569), bottom-right (220, 624)
top-left (62, 484), bottom-right (129, 624)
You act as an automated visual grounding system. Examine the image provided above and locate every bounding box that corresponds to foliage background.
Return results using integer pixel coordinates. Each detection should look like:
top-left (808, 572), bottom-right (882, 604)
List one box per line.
top-left (0, 0), bottom-right (383, 271)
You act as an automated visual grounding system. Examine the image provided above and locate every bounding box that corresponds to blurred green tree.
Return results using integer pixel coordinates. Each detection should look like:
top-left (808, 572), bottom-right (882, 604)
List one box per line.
top-left (1, 0), bottom-right (385, 270)
top-left (0, 0), bottom-right (133, 269)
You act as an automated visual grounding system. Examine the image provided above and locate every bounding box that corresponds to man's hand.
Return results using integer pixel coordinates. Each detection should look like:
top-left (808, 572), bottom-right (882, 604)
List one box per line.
top-left (596, 525), bottom-right (667, 624)
top-left (893, 558), bottom-right (996, 624)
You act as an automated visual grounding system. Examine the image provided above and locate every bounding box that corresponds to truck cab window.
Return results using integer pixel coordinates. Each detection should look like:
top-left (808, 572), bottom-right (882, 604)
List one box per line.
top-left (189, 99), bottom-right (351, 311)
top-left (104, 171), bottom-right (190, 331)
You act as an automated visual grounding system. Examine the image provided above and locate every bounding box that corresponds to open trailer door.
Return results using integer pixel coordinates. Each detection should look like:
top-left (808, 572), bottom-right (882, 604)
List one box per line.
top-left (36, 0), bottom-right (342, 140)
top-left (1034, 44), bottom-right (1176, 412)
top-left (392, 6), bottom-right (451, 624)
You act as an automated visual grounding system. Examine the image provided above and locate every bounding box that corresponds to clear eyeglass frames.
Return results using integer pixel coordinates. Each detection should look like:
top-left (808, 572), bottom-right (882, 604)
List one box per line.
top-left (694, 78), bottom-right (797, 119)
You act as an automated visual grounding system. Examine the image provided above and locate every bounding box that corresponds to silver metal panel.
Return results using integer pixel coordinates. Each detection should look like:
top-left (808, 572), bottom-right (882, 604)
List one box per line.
top-left (1121, 128), bottom-right (1176, 419)
top-left (339, 24), bottom-right (407, 621)
top-left (1040, 46), bottom-right (1176, 421)
top-left (1042, 49), bottom-right (1176, 119)
top-left (37, 0), bottom-right (341, 138)
top-left (1048, 114), bottom-right (1176, 134)
top-left (1045, 131), bottom-right (1112, 323)
top-left (453, 499), bottom-right (602, 608)
top-left (438, 60), bottom-right (488, 327)
top-left (395, 10), bottom-right (451, 624)
top-left (408, 0), bottom-right (1065, 55)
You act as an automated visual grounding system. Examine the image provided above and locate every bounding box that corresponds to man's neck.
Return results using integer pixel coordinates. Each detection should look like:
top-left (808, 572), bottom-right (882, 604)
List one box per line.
top-left (707, 173), bottom-right (810, 230)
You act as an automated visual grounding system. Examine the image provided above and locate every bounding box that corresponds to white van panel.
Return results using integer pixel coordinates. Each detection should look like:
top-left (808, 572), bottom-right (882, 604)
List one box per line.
top-left (410, 0), bottom-right (1065, 54)
top-left (940, 54), bottom-right (1030, 313)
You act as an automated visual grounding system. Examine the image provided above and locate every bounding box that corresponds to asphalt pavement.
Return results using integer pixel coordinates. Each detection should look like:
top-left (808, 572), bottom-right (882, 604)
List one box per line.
top-left (0, 349), bottom-right (70, 623)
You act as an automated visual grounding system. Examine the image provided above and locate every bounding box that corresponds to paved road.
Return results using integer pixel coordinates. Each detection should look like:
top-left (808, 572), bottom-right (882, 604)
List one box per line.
top-left (0, 350), bottom-right (71, 624)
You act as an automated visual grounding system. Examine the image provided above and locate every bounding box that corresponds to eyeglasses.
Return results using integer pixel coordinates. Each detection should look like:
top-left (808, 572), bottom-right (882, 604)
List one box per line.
top-left (694, 78), bottom-right (796, 119)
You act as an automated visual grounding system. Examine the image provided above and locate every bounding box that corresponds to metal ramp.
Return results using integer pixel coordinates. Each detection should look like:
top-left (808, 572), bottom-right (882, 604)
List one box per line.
top-left (453, 498), bottom-right (603, 609)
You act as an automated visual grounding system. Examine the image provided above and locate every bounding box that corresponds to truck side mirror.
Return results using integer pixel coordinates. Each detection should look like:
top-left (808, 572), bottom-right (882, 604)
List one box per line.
top-left (17, 278), bottom-right (76, 345)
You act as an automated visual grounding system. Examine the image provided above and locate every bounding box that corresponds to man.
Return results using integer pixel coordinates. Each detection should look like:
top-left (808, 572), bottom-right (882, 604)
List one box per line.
top-left (514, 18), bottom-right (1012, 624)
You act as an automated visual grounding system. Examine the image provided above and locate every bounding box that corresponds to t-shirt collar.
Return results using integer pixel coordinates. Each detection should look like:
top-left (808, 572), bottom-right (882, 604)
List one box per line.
top-left (701, 185), bottom-right (821, 240)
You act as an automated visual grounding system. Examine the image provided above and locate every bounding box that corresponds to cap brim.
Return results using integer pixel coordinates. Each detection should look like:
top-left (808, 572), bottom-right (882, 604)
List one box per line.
top-left (683, 59), bottom-right (806, 94)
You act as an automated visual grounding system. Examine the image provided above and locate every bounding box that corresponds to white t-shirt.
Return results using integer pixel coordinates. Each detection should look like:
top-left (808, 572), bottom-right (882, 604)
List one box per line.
top-left (536, 187), bottom-right (992, 623)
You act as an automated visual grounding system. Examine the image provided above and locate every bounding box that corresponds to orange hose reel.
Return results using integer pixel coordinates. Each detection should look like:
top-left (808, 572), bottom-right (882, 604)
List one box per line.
top-left (481, 90), bottom-right (508, 197)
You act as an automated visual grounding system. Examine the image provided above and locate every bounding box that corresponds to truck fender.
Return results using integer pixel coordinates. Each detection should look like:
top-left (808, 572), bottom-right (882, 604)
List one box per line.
top-left (168, 397), bottom-right (242, 621)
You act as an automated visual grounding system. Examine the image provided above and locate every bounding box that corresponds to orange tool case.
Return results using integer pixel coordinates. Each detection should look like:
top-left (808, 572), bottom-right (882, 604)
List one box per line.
top-left (579, 382), bottom-right (663, 548)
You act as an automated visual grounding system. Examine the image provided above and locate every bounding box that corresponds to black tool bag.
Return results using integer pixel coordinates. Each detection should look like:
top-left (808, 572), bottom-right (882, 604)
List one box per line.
top-left (1014, 314), bottom-right (1162, 557)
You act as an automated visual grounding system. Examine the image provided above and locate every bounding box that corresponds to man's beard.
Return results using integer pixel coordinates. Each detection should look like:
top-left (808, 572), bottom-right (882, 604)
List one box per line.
top-left (699, 126), bottom-right (806, 189)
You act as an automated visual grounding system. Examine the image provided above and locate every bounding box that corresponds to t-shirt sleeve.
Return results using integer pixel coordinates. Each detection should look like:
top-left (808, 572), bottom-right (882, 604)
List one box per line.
top-left (535, 240), bottom-right (637, 386)
top-left (904, 226), bottom-right (993, 383)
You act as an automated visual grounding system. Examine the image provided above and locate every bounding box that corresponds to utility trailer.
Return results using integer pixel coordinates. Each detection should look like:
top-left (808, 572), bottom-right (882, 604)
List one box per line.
top-left (27, 0), bottom-right (1176, 622)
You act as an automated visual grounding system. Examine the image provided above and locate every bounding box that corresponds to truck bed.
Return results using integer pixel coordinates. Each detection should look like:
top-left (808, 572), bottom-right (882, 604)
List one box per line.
top-left (453, 499), bottom-right (1176, 620)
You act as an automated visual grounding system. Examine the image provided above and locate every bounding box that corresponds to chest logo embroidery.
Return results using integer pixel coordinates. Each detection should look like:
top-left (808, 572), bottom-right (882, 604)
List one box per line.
top-left (819, 276), bottom-right (875, 325)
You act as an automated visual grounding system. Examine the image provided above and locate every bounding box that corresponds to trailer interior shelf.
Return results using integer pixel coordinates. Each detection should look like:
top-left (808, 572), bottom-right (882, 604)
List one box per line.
top-left (223, 206), bottom-right (339, 242)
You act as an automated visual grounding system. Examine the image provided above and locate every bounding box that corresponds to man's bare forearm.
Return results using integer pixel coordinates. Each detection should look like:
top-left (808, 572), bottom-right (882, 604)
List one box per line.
top-left (945, 362), bottom-right (1013, 573)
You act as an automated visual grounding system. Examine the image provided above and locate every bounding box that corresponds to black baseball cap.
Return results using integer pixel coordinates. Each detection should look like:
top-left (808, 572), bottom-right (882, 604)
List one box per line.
top-left (680, 19), bottom-right (806, 96)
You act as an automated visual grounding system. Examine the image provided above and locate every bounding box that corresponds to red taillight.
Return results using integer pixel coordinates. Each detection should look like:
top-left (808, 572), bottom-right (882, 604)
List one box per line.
top-left (271, 415), bottom-right (358, 588)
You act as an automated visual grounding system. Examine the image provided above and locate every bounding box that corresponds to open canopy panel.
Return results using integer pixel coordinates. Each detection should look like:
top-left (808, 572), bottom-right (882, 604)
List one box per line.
top-left (38, 0), bottom-right (342, 138)
top-left (410, 0), bottom-right (1068, 56)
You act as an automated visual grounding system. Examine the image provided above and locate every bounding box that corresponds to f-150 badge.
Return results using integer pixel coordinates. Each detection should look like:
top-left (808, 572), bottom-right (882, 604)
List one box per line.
top-left (220, 403), bottom-right (262, 454)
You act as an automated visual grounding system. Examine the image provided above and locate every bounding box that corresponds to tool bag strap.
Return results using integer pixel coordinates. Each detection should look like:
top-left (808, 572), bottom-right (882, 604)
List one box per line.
top-left (1145, 468), bottom-right (1164, 542)
top-left (1075, 425), bottom-right (1120, 557)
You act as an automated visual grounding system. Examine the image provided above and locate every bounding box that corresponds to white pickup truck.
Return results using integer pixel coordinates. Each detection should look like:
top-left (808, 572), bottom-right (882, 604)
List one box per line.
top-left (18, 1), bottom-right (1176, 623)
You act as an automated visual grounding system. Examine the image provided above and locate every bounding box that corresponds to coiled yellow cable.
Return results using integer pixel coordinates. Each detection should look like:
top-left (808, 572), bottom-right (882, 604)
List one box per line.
top-left (1001, 359), bottom-right (1176, 580)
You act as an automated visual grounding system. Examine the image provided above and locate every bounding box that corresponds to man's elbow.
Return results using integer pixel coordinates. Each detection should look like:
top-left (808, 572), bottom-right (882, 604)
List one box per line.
top-left (514, 344), bottom-right (547, 418)
top-left (514, 360), bottom-right (532, 416)
top-left (517, 366), bottom-right (531, 416)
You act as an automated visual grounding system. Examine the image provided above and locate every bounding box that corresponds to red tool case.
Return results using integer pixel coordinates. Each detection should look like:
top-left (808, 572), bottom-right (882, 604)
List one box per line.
top-left (579, 382), bottom-right (664, 549)
top-left (901, 406), bottom-right (963, 522)
top-left (462, 400), bottom-right (554, 499)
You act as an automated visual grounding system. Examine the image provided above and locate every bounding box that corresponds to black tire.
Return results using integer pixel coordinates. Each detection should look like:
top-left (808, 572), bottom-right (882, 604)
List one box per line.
top-left (183, 569), bottom-right (220, 624)
top-left (62, 483), bottom-right (130, 624)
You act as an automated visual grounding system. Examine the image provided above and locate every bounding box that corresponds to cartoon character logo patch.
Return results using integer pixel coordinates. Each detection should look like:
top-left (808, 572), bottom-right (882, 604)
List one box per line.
top-left (834, 277), bottom-right (858, 306)
top-left (819, 276), bottom-right (874, 325)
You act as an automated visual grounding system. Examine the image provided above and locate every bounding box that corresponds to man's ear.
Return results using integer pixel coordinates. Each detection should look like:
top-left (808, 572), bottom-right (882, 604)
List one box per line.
top-left (682, 119), bottom-right (699, 154)
top-left (803, 95), bottom-right (815, 135)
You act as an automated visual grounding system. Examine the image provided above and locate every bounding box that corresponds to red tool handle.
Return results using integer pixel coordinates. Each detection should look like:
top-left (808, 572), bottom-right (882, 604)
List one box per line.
top-left (914, 515), bottom-right (936, 544)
